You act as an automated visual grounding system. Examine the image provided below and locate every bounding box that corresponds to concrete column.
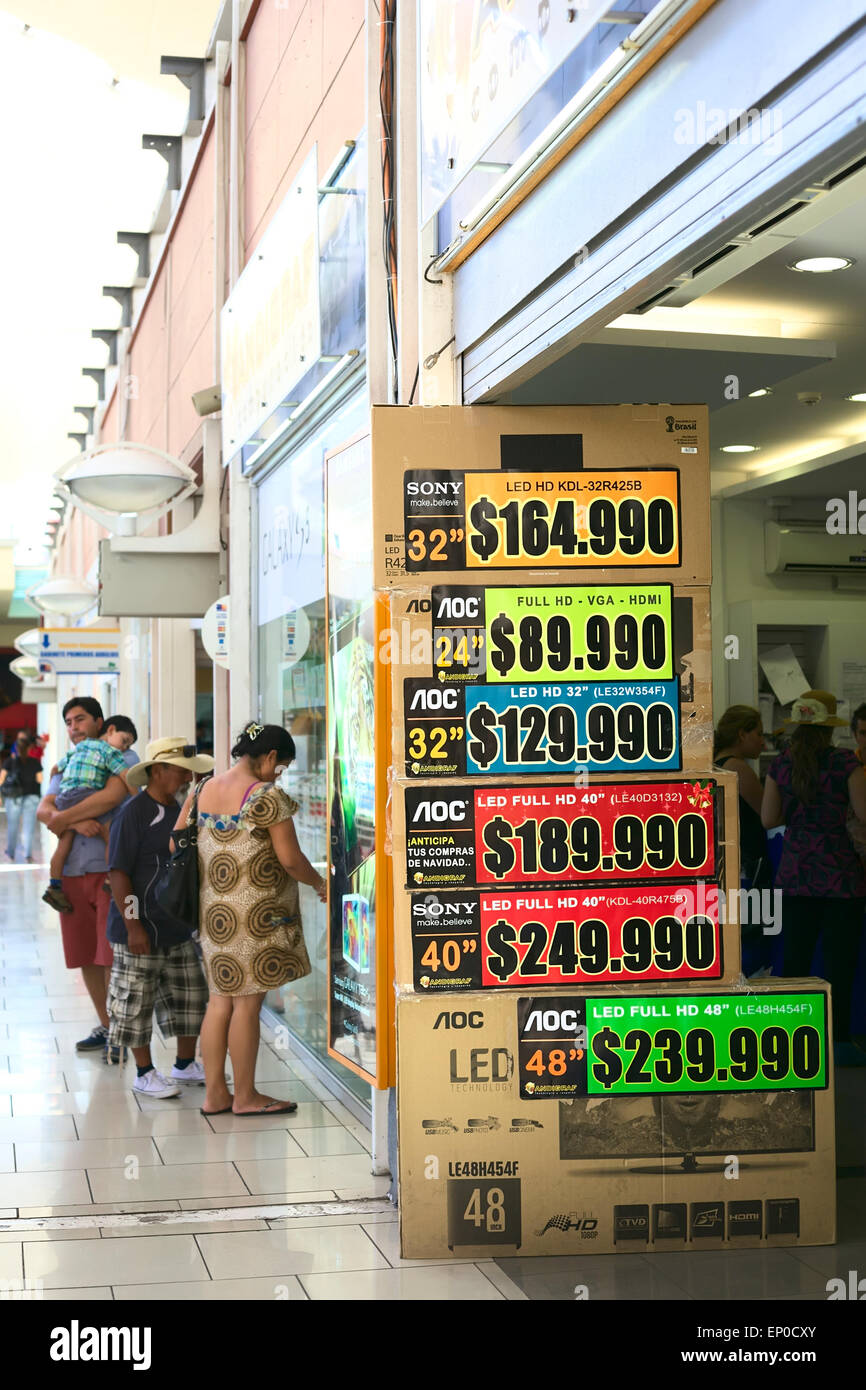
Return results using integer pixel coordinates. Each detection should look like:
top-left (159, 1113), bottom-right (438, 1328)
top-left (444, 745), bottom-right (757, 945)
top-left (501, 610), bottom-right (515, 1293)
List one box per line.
top-left (150, 618), bottom-right (196, 740)
top-left (118, 617), bottom-right (151, 750)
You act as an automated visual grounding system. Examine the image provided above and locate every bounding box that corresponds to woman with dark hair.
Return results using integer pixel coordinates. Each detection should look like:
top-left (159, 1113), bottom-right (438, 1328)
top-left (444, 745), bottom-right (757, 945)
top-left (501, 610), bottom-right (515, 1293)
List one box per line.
top-left (0, 730), bottom-right (42, 862)
top-left (713, 704), bottom-right (769, 891)
top-left (762, 691), bottom-right (866, 1066)
top-left (175, 722), bottom-right (327, 1115)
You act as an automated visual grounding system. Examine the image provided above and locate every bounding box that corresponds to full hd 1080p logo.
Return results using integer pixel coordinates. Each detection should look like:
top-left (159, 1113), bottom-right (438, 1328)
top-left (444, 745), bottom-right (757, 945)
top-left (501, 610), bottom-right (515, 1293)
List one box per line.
top-left (538, 1212), bottom-right (598, 1240)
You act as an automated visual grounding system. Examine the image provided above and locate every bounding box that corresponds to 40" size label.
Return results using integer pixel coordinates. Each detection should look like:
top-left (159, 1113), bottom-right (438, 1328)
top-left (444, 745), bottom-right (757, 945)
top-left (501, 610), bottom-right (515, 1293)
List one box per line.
top-left (404, 469), bottom-right (682, 571)
top-left (408, 885), bottom-right (722, 992)
top-left (429, 583), bottom-right (673, 684)
top-left (402, 779), bottom-right (719, 889)
top-left (402, 678), bottom-right (681, 777)
top-left (515, 992), bottom-right (828, 1100)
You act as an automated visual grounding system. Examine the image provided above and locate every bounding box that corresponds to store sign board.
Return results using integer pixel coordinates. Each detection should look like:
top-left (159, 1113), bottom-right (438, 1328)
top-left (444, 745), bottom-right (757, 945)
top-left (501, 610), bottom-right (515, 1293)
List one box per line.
top-left (257, 447), bottom-right (324, 627)
top-left (516, 991), bottom-right (829, 1100)
top-left (419, 0), bottom-right (611, 223)
top-left (37, 626), bottom-right (121, 675)
top-left (221, 147), bottom-right (321, 458)
top-left (202, 597), bottom-right (230, 668)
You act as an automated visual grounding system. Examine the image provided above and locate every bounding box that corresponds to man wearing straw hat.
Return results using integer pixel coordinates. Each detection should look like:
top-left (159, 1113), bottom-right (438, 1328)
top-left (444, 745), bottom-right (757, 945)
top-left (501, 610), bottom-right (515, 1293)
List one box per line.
top-left (105, 737), bottom-right (214, 1099)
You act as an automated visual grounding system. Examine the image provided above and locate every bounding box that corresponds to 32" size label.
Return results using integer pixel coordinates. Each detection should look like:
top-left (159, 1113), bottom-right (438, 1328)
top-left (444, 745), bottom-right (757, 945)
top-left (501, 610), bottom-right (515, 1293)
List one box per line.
top-left (516, 993), bottom-right (828, 1100)
top-left (409, 886), bottom-right (722, 992)
top-left (402, 679), bottom-right (681, 777)
top-left (402, 780), bottom-right (718, 888)
top-left (430, 584), bottom-right (673, 684)
top-left (404, 469), bottom-right (682, 571)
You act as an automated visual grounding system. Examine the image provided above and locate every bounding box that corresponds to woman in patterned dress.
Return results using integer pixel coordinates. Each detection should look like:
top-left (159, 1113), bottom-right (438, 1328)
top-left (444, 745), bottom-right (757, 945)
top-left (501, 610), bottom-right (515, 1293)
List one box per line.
top-left (175, 723), bottom-right (327, 1115)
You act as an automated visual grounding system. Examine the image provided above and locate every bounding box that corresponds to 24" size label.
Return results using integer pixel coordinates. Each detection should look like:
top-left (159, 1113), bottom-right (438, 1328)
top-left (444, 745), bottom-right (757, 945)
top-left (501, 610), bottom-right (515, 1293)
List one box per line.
top-left (402, 780), bottom-right (718, 888)
top-left (404, 469), bottom-right (682, 571)
top-left (516, 992), bottom-right (828, 1100)
top-left (409, 886), bottom-right (722, 992)
top-left (430, 584), bottom-right (673, 684)
top-left (402, 679), bottom-right (681, 777)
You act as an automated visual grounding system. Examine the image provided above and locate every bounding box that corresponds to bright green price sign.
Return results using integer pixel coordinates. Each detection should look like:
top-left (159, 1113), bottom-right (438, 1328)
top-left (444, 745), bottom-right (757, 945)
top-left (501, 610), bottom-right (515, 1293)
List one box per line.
top-left (431, 583), bottom-right (674, 684)
top-left (585, 992), bottom-right (828, 1095)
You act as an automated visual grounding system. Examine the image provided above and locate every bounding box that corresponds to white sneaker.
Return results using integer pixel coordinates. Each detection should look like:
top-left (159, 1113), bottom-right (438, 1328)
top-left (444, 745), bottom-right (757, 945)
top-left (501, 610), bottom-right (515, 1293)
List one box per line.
top-left (170, 1059), bottom-right (205, 1084)
top-left (133, 1069), bottom-right (180, 1099)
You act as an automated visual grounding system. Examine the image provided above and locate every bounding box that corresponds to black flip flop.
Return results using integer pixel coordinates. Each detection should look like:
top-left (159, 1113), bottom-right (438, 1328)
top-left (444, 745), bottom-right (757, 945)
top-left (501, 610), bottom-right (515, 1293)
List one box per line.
top-left (231, 1101), bottom-right (298, 1116)
top-left (200, 1105), bottom-right (233, 1116)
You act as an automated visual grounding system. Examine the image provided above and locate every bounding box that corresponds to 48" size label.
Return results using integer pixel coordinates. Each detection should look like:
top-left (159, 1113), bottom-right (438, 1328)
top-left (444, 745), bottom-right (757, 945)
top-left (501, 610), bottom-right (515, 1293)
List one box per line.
top-left (428, 583), bottom-right (674, 684)
top-left (408, 885), bottom-right (723, 992)
top-left (404, 469), bottom-right (682, 571)
top-left (402, 780), bottom-right (719, 888)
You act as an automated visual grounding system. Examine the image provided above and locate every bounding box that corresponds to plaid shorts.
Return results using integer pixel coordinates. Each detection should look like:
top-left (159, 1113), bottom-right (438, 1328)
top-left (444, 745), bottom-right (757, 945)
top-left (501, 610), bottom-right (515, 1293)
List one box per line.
top-left (107, 940), bottom-right (208, 1048)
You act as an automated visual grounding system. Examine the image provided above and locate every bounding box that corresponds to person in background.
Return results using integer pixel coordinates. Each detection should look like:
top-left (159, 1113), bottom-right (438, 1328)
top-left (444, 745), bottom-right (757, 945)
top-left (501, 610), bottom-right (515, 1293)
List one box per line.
top-left (37, 698), bottom-right (140, 1058)
top-left (762, 690), bottom-right (866, 1066)
top-left (851, 703), bottom-right (866, 765)
top-left (0, 730), bottom-right (42, 862)
top-left (713, 705), bottom-right (770, 891)
top-left (176, 722), bottom-right (326, 1117)
top-left (42, 715), bottom-right (138, 912)
top-left (106, 738), bottom-right (214, 1098)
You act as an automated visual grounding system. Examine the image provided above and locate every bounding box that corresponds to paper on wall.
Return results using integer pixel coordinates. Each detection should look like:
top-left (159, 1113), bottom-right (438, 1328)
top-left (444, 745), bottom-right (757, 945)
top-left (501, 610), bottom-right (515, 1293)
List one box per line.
top-left (759, 644), bottom-right (809, 707)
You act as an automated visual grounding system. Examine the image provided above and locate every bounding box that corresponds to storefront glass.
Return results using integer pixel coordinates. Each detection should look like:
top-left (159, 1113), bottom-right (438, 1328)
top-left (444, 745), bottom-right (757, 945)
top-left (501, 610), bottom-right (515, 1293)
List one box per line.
top-left (255, 392), bottom-right (370, 1103)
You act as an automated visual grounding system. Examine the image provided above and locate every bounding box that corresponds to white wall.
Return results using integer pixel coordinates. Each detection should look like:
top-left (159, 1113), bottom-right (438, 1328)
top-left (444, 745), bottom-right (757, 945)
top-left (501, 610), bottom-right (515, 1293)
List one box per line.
top-left (713, 497), bottom-right (866, 717)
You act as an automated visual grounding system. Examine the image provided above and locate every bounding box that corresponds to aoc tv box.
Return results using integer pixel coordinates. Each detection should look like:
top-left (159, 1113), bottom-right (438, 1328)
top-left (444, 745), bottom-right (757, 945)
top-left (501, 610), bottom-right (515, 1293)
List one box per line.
top-left (396, 978), bottom-right (834, 1259)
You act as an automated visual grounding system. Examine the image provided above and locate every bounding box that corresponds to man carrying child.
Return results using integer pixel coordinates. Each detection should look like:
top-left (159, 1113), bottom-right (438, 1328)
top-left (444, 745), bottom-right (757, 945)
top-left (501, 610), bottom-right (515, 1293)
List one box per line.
top-left (37, 698), bottom-right (140, 1059)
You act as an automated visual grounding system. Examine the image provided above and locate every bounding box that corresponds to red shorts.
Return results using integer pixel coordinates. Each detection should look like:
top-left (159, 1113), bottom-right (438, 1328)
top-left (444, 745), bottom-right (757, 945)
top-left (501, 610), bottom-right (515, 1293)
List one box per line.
top-left (58, 873), bottom-right (114, 970)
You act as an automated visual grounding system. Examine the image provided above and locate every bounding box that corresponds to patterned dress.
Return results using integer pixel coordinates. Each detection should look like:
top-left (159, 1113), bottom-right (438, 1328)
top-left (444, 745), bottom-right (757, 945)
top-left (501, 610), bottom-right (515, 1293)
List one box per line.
top-left (197, 785), bottom-right (312, 996)
top-left (768, 747), bottom-right (866, 898)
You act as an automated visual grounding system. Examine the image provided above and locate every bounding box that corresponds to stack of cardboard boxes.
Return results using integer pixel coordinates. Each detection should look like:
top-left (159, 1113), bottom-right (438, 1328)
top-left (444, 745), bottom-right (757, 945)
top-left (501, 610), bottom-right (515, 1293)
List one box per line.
top-left (371, 405), bottom-right (834, 1258)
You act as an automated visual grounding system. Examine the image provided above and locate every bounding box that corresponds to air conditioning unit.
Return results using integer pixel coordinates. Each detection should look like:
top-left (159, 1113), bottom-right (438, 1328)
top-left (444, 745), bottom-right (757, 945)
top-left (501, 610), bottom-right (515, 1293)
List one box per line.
top-left (765, 522), bottom-right (866, 575)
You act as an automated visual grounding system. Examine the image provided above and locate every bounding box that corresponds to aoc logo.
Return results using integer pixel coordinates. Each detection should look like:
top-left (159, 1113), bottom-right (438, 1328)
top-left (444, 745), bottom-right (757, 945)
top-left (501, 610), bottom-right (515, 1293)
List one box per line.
top-left (434, 1010), bottom-right (483, 1030)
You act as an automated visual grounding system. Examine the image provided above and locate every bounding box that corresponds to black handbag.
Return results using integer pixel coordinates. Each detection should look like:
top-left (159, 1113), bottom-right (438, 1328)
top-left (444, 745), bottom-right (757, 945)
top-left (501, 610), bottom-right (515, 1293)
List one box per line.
top-left (154, 777), bottom-right (209, 929)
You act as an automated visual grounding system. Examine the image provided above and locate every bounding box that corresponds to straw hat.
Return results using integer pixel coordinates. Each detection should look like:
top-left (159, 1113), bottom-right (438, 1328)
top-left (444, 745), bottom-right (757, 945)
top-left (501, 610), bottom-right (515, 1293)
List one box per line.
top-left (126, 737), bottom-right (214, 789)
top-left (783, 690), bottom-right (847, 728)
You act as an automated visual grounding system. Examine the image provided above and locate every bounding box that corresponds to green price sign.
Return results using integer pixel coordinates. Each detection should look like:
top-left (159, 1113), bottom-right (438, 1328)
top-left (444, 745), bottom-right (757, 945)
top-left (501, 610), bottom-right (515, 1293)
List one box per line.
top-left (431, 583), bottom-right (674, 684)
top-left (586, 992), bottom-right (827, 1095)
top-left (516, 991), bottom-right (828, 1100)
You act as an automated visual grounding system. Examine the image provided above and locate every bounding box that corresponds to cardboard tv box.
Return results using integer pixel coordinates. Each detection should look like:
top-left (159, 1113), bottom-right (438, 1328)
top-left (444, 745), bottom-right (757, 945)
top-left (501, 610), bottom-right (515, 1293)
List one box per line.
top-left (396, 979), bottom-right (835, 1259)
top-left (370, 403), bottom-right (711, 589)
top-left (386, 584), bottom-right (714, 776)
top-left (389, 768), bottom-right (743, 993)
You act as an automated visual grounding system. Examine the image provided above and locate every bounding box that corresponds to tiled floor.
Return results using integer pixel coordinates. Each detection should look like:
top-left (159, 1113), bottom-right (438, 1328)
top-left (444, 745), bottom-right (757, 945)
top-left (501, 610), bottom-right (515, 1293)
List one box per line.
top-left (2, 856), bottom-right (863, 1302)
top-left (0, 859), bottom-right (525, 1301)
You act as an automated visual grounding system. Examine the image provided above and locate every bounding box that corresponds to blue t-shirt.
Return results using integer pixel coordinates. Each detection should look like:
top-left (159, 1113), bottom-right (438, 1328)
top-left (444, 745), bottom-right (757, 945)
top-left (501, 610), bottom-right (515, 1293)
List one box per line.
top-left (106, 789), bottom-right (191, 948)
top-left (48, 748), bottom-right (140, 877)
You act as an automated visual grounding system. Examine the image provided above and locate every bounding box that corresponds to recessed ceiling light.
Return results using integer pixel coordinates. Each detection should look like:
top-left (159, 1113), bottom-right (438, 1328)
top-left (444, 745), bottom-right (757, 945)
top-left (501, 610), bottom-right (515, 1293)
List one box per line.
top-left (720, 444), bottom-right (760, 453)
top-left (789, 256), bottom-right (855, 273)
top-left (748, 387), bottom-right (773, 398)
top-left (845, 392), bottom-right (866, 402)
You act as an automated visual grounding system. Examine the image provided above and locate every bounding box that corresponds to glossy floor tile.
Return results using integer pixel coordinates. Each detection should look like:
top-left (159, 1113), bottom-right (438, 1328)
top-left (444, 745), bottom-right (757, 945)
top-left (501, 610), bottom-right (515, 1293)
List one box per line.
top-left (153, 1129), bottom-right (308, 1165)
top-left (113, 1275), bottom-right (308, 1300)
top-left (87, 1161), bottom-right (250, 1203)
top-left (234, 1153), bottom-right (381, 1196)
top-left (196, 1225), bottom-right (390, 1279)
top-left (24, 1233), bottom-right (210, 1288)
top-left (299, 1264), bottom-right (507, 1300)
top-left (13, 1137), bottom-right (161, 1172)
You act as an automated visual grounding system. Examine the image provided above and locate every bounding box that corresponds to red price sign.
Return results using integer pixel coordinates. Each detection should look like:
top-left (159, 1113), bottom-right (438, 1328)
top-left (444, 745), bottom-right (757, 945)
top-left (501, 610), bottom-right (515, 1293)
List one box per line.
top-left (403, 780), bottom-right (719, 891)
top-left (479, 885), bottom-right (722, 988)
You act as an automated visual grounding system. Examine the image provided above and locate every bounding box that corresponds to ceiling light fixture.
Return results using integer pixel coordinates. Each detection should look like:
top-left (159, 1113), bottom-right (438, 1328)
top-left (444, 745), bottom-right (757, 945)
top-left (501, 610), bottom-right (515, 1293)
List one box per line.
top-left (25, 577), bottom-right (98, 618)
top-left (720, 444), bottom-right (760, 453)
top-left (845, 392), bottom-right (866, 403)
top-left (55, 442), bottom-right (198, 537)
top-left (747, 387), bottom-right (773, 398)
top-left (789, 256), bottom-right (855, 273)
